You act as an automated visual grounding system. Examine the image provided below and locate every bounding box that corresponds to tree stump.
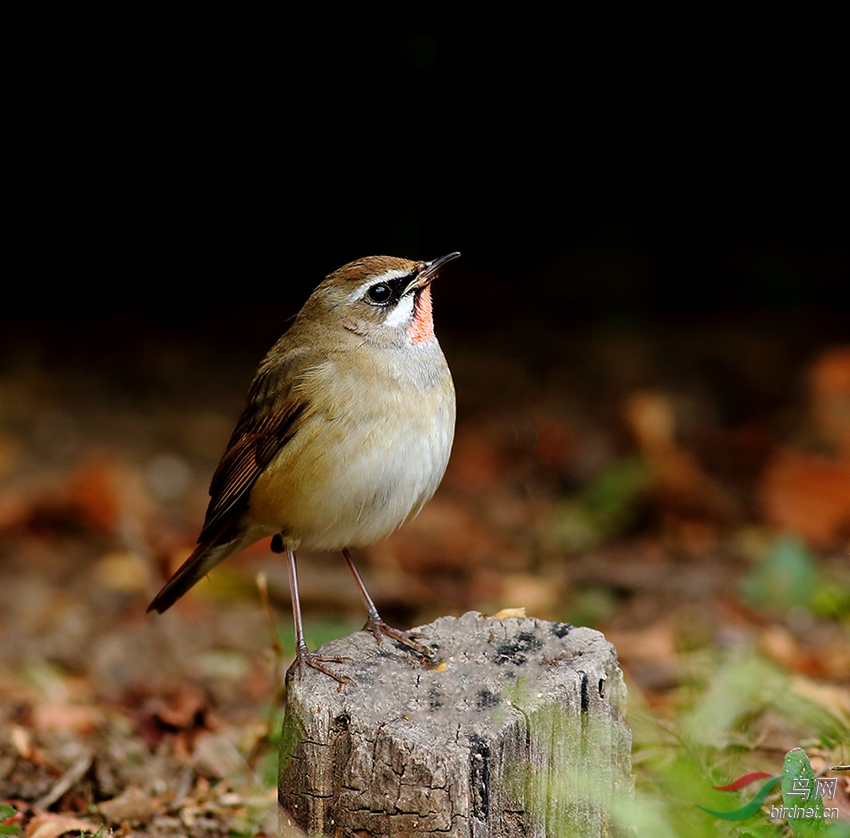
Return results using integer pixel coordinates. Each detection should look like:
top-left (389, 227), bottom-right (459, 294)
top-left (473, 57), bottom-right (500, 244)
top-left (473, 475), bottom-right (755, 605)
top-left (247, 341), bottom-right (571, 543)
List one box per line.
top-left (279, 611), bottom-right (631, 837)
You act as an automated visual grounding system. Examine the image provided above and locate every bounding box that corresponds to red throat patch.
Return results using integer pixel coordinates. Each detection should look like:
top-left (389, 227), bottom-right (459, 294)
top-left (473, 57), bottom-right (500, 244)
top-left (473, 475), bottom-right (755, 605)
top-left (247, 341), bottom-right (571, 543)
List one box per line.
top-left (408, 285), bottom-right (436, 343)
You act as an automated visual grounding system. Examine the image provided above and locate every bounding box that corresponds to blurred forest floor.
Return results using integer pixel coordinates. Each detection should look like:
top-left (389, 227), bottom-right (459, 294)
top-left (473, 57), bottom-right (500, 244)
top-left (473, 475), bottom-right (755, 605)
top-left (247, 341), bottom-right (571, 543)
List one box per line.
top-left (1, 309), bottom-right (849, 836)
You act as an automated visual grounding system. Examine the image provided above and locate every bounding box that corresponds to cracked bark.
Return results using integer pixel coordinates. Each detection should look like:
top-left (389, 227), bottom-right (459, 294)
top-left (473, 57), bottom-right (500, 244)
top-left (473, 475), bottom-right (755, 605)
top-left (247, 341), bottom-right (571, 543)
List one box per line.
top-left (279, 611), bottom-right (631, 837)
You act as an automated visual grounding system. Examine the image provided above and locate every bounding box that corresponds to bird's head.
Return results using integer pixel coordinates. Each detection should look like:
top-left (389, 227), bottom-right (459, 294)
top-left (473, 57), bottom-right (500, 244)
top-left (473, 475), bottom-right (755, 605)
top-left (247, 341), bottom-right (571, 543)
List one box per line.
top-left (299, 253), bottom-right (460, 347)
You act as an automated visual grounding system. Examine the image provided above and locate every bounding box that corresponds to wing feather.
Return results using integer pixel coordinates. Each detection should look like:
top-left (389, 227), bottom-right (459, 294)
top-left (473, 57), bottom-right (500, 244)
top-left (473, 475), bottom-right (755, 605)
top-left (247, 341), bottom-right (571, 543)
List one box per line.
top-left (198, 353), bottom-right (310, 541)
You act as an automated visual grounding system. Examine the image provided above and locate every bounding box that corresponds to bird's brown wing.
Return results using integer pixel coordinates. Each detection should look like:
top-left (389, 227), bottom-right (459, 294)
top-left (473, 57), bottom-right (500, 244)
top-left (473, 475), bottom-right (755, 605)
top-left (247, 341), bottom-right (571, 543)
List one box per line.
top-left (198, 355), bottom-right (309, 542)
top-left (146, 348), bottom-right (316, 614)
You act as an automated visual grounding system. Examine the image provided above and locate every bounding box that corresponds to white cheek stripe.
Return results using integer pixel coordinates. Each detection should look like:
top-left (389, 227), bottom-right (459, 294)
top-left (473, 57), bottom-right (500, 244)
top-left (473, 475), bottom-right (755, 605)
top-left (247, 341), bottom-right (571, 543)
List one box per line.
top-left (382, 293), bottom-right (415, 328)
top-left (348, 268), bottom-right (412, 303)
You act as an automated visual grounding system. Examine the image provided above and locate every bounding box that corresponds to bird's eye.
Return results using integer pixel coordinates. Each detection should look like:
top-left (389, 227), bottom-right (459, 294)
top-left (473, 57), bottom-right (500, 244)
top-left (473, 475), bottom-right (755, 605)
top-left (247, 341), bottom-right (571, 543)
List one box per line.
top-left (367, 283), bottom-right (392, 304)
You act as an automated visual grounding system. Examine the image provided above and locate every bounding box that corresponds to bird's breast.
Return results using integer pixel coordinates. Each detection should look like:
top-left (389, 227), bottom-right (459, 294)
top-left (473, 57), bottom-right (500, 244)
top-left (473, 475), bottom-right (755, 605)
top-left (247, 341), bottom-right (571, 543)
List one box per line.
top-left (248, 345), bottom-right (455, 551)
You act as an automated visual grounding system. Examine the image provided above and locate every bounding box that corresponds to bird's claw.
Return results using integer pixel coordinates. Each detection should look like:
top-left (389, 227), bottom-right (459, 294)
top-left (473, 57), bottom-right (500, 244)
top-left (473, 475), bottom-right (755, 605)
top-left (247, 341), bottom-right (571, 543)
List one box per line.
top-left (293, 649), bottom-right (354, 691)
top-left (364, 616), bottom-right (434, 664)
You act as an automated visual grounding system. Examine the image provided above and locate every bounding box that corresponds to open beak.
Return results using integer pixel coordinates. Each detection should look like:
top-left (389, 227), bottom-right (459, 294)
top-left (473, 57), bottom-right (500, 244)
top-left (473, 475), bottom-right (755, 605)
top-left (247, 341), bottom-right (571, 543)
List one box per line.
top-left (407, 251), bottom-right (461, 292)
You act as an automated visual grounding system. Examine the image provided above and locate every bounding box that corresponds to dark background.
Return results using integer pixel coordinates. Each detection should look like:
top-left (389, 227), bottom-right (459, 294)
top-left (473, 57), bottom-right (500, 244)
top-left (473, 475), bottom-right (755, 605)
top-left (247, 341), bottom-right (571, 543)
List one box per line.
top-left (7, 24), bottom-right (847, 346)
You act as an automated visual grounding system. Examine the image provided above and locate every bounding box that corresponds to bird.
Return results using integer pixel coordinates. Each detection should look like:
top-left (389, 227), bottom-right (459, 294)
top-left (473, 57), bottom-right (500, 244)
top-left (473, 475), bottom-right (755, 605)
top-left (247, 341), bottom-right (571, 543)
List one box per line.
top-left (148, 253), bottom-right (460, 683)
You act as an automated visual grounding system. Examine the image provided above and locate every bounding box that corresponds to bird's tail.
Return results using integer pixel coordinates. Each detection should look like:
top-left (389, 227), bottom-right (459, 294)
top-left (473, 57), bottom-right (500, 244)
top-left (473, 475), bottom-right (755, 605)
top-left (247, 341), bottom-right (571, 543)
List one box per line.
top-left (147, 529), bottom-right (258, 614)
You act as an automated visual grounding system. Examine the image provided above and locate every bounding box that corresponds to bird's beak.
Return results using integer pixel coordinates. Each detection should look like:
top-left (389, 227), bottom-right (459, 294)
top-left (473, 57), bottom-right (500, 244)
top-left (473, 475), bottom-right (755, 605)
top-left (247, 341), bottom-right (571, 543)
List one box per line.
top-left (407, 252), bottom-right (461, 292)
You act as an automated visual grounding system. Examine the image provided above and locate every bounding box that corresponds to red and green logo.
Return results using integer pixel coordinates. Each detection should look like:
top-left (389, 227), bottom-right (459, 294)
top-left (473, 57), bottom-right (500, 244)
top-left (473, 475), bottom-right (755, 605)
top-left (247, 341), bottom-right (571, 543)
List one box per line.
top-left (700, 751), bottom-right (842, 825)
top-left (699, 772), bottom-right (782, 820)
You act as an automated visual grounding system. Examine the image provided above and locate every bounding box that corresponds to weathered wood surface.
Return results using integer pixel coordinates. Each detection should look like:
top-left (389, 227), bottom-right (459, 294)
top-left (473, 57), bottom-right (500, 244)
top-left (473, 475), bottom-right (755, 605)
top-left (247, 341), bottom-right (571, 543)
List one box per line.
top-left (279, 611), bottom-right (631, 837)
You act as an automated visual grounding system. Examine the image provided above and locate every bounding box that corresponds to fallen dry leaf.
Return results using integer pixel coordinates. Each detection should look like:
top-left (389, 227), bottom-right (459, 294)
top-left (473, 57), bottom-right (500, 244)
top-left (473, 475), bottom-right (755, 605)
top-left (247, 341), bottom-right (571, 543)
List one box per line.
top-left (11, 724), bottom-right (33, 758)
top-left (144, 686), bottom-right (211, 730)
top-left (33, 702), bottom-right (103, 736)
top-left (809, 346), bottom-right (850, 456)
top-left (26, 813), bottom-right (98, 838)
top-left (493, 607), bottom-right (527, 619)
top-left (98, 785), bottom-right (161, 825)
top-left (191, 730), bottom-right (246, 780)
top-left (761, 449), bottom-right (850, 547)
top-left (624, 391), bottom-right (741, 523)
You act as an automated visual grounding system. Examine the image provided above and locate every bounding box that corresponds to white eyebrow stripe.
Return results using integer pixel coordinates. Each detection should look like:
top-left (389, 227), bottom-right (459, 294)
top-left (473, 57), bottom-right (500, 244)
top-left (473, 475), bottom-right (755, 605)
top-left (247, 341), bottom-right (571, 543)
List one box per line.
top-left (347, 268), bottom-right (413, 302)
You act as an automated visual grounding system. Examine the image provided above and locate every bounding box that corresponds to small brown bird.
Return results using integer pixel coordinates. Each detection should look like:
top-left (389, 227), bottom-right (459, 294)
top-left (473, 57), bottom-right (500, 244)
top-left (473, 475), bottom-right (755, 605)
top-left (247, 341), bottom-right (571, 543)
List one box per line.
top-left (148, 253), bottom-right (460, 681)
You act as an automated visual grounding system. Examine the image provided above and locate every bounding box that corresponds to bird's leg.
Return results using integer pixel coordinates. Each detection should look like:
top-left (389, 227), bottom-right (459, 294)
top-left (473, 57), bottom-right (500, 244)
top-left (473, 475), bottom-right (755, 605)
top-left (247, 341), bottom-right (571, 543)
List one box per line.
top-left (342, 548), bottom-right (434, 662)
top-left (282, 545), bottom-right (352, 688)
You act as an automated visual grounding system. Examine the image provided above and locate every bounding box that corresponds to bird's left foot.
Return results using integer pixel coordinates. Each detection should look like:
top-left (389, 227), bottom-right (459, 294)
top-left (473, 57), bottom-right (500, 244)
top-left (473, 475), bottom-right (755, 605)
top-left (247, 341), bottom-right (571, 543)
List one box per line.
top-left (364, 616), bottom-right (434, 663)
top-left (290, 647), bottom-right (354, 691)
